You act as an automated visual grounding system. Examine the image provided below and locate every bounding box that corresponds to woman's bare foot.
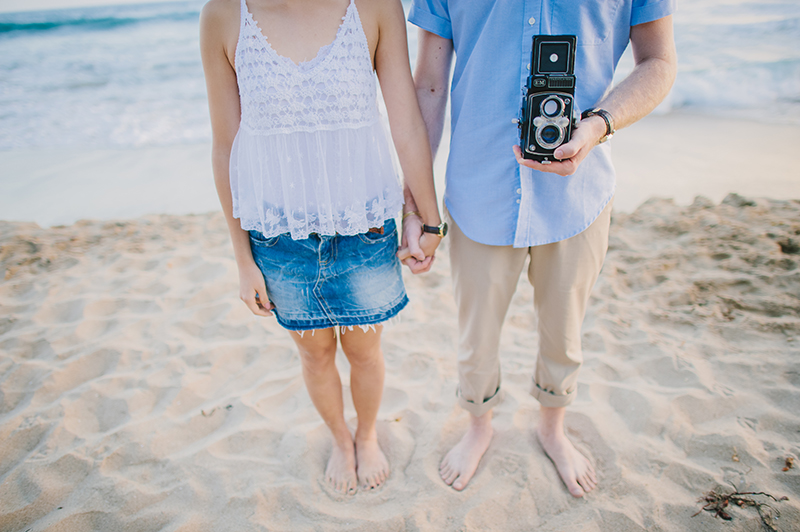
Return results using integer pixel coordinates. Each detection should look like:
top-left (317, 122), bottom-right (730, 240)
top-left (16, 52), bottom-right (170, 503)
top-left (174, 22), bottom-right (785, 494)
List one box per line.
top-left (355, 437), bottom-right (390, 490)
top-left (325, 439), bottom-right (358, 494)
top-left (537, 406), bottom-right (597, 498)
top-left (439, 411), bottom-right (493, 491)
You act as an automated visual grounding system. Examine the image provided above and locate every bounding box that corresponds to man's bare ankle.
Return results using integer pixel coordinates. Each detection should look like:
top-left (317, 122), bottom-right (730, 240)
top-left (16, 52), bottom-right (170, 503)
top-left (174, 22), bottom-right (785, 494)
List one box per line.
top-left (469, 410), bottom-right (492, 429)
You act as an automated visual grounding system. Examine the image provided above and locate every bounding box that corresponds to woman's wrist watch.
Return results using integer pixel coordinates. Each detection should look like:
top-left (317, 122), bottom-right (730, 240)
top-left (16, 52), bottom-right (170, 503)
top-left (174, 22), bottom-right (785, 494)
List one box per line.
top-left (581, 108), bottom-right (615, 143)
top-left (423, 222), bottom-right (448, 238)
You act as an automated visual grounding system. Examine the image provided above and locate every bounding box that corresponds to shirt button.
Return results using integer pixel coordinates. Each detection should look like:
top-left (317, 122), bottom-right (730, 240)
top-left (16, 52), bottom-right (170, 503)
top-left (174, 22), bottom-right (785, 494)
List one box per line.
top-left (528, 17), bottom-right (536, 25)
top-left (516, 199), bottom-right (521, 204)
top-left (516, 188), bottom-right (522, 194)
top-left (526, 63), bottom-right (531, 71)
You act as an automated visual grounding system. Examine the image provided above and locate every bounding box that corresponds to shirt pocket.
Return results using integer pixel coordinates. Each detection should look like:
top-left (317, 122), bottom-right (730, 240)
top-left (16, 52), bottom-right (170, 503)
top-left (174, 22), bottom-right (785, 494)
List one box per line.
top-left (550, 0), bottom-right (624, 46)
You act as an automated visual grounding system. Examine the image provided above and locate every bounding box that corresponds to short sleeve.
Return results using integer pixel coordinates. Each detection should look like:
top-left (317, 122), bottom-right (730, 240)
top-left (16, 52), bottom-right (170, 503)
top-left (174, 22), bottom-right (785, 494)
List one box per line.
top-left (408, 0), bottom-right (452, 40)
top-left (631, 0), bottom-right (675, 26)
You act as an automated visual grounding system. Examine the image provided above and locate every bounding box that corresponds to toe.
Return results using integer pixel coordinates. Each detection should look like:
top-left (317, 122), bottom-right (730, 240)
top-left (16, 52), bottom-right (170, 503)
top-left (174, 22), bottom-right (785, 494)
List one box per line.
top-left (444, 469), bottom-right (460, 486)
top-left (440, 463), bottom-right (453, 479)
top-left (569, 484), bottom-right (585, 498)
top-left (452, 476), bottom-right (466, 491)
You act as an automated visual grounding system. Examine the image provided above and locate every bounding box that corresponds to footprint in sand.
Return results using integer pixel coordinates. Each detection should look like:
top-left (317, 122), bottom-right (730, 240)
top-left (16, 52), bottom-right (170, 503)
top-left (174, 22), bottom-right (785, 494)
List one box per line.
top-left (34, 348), bottom-right (120, 405)
top-left (63, 390), bottom-right (130, 435)
top-left (607, 386), bottom-right (655, 435)
top-left (33, 298), bottom-right (85, 325)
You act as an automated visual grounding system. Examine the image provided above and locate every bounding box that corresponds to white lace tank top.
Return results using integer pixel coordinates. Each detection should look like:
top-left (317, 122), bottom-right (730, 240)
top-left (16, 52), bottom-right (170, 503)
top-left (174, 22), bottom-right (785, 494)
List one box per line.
top-left (230, 0), bottom-right (403, 240)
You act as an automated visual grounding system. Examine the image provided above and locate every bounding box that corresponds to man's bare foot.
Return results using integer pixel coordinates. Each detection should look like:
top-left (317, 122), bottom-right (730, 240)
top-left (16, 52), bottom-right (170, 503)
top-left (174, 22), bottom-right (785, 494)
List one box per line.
top-left (355, 437), bottom-right (390, 490)
top-left (439, 411), bottom-right (493, 491)
top-left (325, 439), bottom-right (358, 494)
top-left (537, 427), bottom-right (597, 497)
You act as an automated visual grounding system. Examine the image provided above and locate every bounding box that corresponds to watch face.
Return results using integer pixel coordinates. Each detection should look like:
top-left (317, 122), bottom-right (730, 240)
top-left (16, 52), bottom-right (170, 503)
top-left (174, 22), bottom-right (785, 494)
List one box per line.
top-left (441, 222), bottom-right (449, 237)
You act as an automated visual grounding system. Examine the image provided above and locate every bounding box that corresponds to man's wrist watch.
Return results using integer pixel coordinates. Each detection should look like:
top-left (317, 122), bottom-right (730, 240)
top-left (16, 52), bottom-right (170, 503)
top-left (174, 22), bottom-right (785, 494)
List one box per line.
top-left (581, 108), bottom-right (615, 143)
top-left (423, 222), bottom-right (448, 238)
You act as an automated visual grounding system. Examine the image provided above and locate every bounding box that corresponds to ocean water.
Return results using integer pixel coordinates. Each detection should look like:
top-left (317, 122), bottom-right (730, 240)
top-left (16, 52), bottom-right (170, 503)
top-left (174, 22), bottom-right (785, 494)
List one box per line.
top-left (0, 0), bottom-right (798, 150)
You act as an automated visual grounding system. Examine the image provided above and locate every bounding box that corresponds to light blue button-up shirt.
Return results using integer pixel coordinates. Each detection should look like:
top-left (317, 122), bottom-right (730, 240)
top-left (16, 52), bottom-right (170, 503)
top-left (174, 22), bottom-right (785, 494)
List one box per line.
top-left (409, 0), bottom-right (675, 247)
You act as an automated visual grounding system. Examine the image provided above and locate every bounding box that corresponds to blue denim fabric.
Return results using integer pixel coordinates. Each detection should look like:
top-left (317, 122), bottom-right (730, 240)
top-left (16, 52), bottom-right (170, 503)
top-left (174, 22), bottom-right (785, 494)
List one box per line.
top-left (249, 218), bottom-right (408, 331)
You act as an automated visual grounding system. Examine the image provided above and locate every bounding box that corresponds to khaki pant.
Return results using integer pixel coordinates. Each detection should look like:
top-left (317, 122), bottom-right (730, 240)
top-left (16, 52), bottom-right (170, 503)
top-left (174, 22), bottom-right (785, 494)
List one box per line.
top-left (448, 199), bottom-right (612, 414)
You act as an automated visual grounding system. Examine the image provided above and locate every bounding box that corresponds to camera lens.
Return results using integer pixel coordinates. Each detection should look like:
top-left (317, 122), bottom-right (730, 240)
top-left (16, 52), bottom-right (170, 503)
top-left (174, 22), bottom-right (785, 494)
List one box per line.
top-left (543, 100), bottom-right (559, 117)
top-left (541, 96), bottom-right (563, 118)
top-left (540, 125), bottom-right (560, 144)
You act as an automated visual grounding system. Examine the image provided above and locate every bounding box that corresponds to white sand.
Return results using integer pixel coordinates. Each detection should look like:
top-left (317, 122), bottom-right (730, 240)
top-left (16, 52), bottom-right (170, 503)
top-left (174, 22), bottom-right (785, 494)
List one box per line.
top-left (612, 111), bottom-right (800, 212)
top-left (1, 114), bottom-right (799, 530)
top-left (0, 145), bottom-right (219, 227)
top-left (1, 111), bottom-right (798, 227)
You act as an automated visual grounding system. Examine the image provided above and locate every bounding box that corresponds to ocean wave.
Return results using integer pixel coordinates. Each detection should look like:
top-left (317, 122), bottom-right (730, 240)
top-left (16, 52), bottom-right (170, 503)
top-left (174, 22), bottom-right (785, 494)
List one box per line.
top-left (0, 1), bottom-right (201, 34)
top-left (671, 59), bottom-right (800, 110)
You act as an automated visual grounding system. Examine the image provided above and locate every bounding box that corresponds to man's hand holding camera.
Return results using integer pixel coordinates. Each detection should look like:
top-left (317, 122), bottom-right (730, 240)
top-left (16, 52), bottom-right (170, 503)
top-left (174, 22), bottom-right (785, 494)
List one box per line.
top-left (514, 34), bottom-right (614, 177)
top-left (513, 113), bottom-right (608, 176)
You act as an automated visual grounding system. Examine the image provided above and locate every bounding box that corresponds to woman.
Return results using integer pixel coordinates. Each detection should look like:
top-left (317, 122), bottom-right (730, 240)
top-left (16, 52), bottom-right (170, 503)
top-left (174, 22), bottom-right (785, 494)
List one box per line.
top-left (199, 0), bottom-right (442, 494)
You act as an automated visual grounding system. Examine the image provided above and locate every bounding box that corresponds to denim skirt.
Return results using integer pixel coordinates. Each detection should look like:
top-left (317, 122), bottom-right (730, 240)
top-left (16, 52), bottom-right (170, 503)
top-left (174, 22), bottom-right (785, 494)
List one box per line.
top-left (249, 218), bottom-right (408, 331)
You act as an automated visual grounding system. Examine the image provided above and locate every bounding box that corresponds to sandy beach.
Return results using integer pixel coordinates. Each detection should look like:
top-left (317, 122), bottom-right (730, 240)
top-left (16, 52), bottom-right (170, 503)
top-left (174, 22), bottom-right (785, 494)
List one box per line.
top-left (2, 0), bottom-right (800, 526)
top-left (1, 111), bottom-right (800, 531)
top-left (2, 110), bottom-right (799, 227)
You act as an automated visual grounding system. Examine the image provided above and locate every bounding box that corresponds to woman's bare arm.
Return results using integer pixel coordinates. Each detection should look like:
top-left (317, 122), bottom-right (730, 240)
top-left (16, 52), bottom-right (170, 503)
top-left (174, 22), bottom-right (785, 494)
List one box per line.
top-left (200, 0), bottom-right (272, 316)
top-left (372, 0), bottom-right (442, 260)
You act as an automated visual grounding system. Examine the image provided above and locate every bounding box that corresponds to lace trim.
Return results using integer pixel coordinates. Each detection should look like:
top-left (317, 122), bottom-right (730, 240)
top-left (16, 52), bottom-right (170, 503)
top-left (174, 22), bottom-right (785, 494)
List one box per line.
top-left (241, 1), bottom-right (352, 72)
top-left (236, 194), bottom-right (405, 241)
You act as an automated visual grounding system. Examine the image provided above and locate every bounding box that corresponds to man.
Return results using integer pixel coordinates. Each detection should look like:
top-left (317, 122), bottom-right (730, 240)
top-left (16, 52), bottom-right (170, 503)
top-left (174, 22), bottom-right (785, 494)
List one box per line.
top-left (399, 0), bottom-right (677, 496)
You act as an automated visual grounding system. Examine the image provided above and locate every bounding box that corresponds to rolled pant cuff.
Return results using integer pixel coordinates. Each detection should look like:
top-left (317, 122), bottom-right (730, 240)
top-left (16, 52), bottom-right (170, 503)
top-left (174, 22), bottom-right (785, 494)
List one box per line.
top-left (457, 385), bottom-right (504, 417)
top-left (530, 380), bottom-right (576, 408)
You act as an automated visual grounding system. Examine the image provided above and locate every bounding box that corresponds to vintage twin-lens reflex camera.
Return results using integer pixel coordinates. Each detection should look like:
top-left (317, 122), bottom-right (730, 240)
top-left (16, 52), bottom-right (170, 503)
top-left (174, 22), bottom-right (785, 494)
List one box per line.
top-left (517, 35), bottom-right (578, 163)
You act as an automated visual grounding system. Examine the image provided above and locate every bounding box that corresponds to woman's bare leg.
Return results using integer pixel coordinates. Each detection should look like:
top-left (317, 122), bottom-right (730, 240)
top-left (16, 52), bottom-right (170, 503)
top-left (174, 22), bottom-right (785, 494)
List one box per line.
top-left (290, 328), bottom-right (357, 494)
top-left (339, 325), bottom-right (389, 490)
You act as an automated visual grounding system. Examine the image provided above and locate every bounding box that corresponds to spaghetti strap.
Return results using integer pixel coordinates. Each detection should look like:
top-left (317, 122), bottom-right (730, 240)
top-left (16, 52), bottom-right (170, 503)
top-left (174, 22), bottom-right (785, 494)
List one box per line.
top-left (239, 0), bottom-right (248, 35)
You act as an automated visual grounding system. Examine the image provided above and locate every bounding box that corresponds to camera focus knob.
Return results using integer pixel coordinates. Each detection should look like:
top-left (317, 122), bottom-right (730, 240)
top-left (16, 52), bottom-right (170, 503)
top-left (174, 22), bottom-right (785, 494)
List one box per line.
top-left (511, 118), bottom-right (520, 124)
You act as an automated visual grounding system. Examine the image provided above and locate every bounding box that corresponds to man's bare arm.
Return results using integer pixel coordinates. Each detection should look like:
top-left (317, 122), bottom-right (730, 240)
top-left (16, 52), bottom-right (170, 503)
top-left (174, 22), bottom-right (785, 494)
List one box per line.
top-left (399, 29), bottom-right (454, 274)
top-left (413, 29), bottom-right (454, 161)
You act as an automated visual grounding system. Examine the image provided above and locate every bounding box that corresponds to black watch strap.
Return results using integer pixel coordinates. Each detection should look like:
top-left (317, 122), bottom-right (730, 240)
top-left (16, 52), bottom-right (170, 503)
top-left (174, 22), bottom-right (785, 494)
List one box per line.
top-left (581, 107), bottom-right (615, 143)
top-left (423, 222), bottom-right (448, 238)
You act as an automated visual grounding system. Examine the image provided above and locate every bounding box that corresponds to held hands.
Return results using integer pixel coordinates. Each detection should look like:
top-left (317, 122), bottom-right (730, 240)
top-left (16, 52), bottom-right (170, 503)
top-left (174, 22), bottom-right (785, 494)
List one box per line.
top-left (397, 214), bottom-right (438, 274)
top-left (513, 115), bottom-right (606, 176)
top-left (238, 260), bottom-right (274, 317)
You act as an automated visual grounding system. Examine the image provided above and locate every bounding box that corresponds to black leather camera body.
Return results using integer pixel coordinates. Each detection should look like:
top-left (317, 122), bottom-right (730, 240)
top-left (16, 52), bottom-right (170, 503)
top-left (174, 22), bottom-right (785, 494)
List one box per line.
top-left (518, 35), bottom-right (578, 163)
